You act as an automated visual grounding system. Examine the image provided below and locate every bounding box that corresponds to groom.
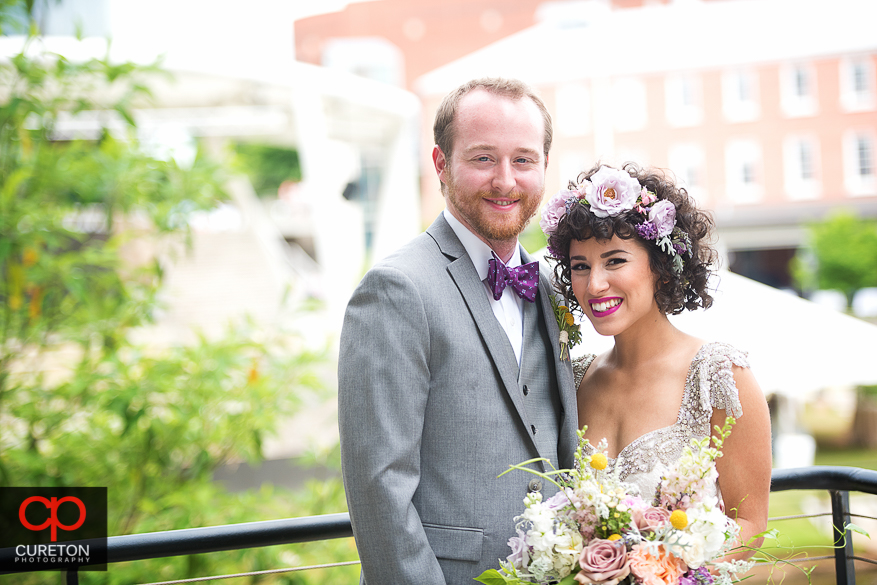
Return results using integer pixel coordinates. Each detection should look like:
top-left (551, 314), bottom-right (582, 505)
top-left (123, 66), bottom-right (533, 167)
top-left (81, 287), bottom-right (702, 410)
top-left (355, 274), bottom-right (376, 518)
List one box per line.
top-left (338, 77), bottom-right (579, 584)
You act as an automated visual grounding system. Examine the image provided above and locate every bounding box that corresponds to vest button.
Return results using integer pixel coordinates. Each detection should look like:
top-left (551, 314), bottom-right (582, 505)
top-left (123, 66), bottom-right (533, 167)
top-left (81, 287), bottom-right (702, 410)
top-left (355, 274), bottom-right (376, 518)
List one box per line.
top-left (528, 478), bottom-right (542, 493)
top-left (522, 385), bottom-right (529, 396)
top-left (531, 424), bottom-right (537, 434)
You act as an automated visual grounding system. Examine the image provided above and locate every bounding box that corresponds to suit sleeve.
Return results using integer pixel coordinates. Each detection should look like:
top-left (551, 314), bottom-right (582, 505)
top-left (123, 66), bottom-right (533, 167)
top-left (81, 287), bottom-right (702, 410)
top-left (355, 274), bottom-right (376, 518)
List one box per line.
top-left (338, 264), bottom-right (446, 584)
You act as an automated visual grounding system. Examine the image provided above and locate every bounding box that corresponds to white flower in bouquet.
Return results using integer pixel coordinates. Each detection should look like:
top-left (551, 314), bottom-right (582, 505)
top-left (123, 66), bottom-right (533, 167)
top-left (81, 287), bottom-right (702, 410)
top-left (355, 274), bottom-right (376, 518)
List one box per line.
top-left (660, 438), bottom-right (721, 511)
top-left (476, 419), bottom-right (765, 585)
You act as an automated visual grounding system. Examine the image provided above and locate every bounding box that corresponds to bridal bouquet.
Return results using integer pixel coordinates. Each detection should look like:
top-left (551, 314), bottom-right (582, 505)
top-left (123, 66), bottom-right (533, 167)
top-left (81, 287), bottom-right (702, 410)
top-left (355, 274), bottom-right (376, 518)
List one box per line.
top-left (476, 419), bottom-right (755, 585)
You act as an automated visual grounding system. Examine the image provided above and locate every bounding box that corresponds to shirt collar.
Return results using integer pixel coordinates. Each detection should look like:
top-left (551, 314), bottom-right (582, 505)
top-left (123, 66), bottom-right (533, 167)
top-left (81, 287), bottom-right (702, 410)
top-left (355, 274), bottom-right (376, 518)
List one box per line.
top-left (443, 209), bottom-right (522, 281)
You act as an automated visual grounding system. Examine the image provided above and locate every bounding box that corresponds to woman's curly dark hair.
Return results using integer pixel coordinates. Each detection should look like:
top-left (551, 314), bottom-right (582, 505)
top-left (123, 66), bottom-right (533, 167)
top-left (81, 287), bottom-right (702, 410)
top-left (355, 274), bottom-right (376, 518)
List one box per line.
top-left (548, 162), bottom-right (717, 316)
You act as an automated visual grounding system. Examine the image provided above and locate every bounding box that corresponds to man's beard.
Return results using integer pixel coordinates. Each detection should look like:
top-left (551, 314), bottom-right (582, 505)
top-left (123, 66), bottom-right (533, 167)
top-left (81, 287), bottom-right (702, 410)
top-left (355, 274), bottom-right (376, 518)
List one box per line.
top-left (444, 175), bottom-right (543, 243)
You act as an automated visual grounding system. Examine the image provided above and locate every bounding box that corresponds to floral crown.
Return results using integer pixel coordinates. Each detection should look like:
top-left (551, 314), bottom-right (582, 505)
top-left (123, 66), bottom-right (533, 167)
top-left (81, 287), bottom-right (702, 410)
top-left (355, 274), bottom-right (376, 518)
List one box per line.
top-left (540, 165), bottom-right (691, 274)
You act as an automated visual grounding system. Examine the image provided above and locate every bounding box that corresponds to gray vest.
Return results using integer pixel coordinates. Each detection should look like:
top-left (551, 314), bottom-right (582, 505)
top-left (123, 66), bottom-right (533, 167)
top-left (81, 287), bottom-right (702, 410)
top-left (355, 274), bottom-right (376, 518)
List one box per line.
top-left (519, 293), bottom-right (562, 467)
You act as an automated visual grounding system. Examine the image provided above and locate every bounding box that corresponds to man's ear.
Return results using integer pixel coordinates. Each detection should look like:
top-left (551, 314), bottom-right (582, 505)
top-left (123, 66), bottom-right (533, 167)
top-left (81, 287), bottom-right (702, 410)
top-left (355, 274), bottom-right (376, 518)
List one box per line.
top-left (433, 145), bottom-right (447, 183)
top-left (544, 153), bottom-right (549, 169)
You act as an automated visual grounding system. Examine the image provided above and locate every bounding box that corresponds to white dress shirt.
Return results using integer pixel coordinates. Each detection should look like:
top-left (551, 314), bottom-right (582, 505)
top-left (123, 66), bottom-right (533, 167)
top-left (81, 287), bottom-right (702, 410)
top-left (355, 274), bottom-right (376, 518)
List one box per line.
top-left (443, 209), bottom-right (525, 366)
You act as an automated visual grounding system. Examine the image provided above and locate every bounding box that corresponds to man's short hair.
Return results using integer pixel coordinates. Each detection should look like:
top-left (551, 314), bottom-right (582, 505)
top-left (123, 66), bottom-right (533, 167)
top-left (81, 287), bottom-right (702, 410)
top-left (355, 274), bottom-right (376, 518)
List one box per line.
top-left (433, 77), bottom-right (553, 162)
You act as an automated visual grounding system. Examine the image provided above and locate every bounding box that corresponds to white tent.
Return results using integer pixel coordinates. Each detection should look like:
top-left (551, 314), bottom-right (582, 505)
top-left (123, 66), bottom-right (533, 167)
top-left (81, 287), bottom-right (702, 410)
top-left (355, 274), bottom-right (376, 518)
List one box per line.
top-left (574, 270), bottom-right (877, 398)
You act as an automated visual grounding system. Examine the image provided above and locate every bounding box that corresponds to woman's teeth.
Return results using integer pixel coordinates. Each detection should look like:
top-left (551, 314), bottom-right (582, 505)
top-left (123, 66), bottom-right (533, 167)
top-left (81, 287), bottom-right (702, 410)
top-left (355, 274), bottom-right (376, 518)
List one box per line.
top-left (592, 299), bottom-right (621, 312)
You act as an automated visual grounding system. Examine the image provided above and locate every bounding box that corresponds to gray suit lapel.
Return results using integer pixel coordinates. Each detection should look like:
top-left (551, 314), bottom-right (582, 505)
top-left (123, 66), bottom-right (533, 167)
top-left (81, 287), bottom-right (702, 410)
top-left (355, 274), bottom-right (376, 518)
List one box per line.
top-left (427, 216), bottom-right (529, 436)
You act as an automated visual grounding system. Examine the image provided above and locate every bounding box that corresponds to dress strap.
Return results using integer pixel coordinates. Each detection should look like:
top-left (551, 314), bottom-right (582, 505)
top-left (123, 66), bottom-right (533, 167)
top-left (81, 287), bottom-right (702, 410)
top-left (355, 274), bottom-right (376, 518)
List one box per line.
top-left (573, 354), bottom-right (597, 389)
top-left (691, 342), bottom-right (748, 418)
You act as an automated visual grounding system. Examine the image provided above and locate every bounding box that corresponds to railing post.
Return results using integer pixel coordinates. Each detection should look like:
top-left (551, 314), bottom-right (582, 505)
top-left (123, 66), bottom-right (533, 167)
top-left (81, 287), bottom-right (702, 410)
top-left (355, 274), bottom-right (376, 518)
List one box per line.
top-left (65, 568), bottom-right (79, 585)
top-left (829, 489), bottom-right (855, 585)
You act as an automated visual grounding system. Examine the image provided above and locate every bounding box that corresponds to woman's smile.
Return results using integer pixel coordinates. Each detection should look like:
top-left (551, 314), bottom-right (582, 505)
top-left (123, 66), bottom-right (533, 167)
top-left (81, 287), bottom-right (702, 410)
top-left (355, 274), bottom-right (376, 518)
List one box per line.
top-left (589, 297), bottom-right (622, 316)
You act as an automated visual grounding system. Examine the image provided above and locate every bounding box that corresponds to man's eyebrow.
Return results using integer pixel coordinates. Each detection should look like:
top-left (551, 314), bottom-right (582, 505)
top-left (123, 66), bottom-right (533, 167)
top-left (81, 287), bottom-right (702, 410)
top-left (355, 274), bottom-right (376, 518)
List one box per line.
top-left (461, 145), bottom-right (542, 157)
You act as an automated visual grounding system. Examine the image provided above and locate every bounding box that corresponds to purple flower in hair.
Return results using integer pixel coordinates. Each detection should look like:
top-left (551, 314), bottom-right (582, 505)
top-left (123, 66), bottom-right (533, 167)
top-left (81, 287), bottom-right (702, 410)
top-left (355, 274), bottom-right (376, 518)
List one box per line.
top-left (636, 222), bottom-right (658, 240)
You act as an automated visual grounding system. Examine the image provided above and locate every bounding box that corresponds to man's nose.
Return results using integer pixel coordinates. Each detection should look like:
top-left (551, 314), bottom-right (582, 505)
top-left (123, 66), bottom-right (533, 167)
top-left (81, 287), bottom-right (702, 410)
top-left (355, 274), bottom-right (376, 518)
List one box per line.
top-left (491, 160), bottom-right (515, 194)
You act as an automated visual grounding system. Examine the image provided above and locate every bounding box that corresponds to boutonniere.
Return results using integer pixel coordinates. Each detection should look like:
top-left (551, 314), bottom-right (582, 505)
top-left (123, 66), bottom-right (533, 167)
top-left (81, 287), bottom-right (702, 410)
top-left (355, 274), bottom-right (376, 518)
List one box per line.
top-left (550, 295), bottom-right (581, 361)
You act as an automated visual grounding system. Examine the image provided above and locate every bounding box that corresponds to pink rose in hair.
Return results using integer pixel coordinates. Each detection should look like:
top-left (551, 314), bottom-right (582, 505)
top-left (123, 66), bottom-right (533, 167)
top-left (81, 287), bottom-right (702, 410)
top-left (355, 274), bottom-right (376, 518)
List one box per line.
top-left (582, 166), bottom-right (641, 218)
top-left (648, 200), bottom-right (676, 237)
top-left (540, 189), bottom-right (576, 237)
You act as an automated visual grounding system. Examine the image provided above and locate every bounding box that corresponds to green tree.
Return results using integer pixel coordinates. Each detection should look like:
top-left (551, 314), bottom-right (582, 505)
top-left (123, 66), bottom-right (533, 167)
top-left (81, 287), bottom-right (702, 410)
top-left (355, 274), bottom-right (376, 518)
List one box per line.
top-left (791, 211), bottom-right (877, 308)
top-left (1, 7), bottom-right (356, 584)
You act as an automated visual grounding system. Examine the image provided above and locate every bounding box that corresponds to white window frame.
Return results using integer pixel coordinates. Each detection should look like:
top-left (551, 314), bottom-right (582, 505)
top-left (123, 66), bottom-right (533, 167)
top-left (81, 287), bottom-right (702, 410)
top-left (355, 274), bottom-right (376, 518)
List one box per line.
top-left (665, 73), bottom-right (703, 127)
top-left (782, 135), bottom-right (821, 201)
top-left (840, 55), bottom-right (876, 112)
top-left (780, 62), bottom-right (818, 118)
top-left (724, 139), bottom-right (763, 203)
top-left (722, 69), bottom-right (760, 123)
top-left (843, 129), bottom-right (876, 196)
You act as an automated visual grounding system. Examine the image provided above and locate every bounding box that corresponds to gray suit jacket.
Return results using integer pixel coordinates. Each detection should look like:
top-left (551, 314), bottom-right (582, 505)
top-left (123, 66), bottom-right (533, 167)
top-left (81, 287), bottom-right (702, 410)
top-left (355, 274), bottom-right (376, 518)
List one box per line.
top-left (338, 214), bottom-right (578, 584)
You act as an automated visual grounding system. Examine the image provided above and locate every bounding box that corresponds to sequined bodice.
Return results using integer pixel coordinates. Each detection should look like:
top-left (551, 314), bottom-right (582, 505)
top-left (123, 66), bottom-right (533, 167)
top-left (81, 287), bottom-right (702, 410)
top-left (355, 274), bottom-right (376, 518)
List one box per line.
top-left (572, 342), bottom-right (748, 502)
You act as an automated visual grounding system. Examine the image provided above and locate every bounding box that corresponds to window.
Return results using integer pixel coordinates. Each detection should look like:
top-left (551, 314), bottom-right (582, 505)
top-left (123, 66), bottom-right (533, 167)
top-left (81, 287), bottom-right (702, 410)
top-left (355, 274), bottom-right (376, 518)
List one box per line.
top-left (722, 69), bottom-right (760, 122)
top-left (782, 136), bottom-right (821, 200)
top-left (725, 140), bottom-right (763, 203)
top-left (858, 136), bottom-right (874, 176)
top-left (665, 74), bottom-right (703, 127)
top-left (555, 82), bottom-right (591, 137)
top-left (843, 130), bottom-right (876, 196)
top-left (840, 56), bottom-right (875, 112)
top-left (780, 63), bottom-right (818, 117)
top-left (668, 143), bottom-right (706, 202)
top-left (611, 78), bottom-right (648, 132)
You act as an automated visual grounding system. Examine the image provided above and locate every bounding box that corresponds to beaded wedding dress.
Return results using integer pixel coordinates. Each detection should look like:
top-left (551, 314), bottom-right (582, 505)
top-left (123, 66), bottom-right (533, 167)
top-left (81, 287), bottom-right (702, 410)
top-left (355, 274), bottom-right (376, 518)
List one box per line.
top-left (572, 341), bottom-right (748, 503)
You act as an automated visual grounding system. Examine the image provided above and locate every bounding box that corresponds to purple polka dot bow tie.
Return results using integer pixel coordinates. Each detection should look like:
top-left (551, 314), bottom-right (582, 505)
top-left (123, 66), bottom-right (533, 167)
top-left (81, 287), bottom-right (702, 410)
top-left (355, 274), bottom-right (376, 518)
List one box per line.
top-left (487, 251), bottom-right (539, 303)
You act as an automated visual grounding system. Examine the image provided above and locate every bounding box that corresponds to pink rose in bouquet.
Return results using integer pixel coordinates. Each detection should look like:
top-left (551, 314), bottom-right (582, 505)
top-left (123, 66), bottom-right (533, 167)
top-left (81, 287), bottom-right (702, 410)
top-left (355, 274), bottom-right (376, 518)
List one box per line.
top-left (632, 506), bottom-right (671, 534)
top-left (574, 539), bottom-right (630, 585)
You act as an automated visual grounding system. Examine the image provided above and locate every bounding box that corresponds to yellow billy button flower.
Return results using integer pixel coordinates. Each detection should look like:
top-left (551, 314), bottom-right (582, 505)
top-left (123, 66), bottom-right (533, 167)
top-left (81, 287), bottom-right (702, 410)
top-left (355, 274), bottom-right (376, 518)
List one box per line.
top-left (669, 509), bottom-right (689, 530)
top-left (590, 453), bottom-right (608, 470)
top-left (607, 534), bottom-right (622, 541)
top-left (564, 312), bottom-right (575, 326)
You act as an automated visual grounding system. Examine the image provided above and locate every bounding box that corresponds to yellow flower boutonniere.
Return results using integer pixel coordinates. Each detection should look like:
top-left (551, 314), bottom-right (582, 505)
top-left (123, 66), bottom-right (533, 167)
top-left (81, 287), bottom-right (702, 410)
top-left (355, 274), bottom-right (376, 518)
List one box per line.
top-left (550, 296), bottom-right (581, 361)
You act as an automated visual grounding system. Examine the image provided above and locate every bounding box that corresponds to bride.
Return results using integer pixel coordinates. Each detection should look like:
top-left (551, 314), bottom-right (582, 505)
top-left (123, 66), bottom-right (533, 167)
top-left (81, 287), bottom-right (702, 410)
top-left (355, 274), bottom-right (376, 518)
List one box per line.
top-left (541, 163), bottom-right (772, 559)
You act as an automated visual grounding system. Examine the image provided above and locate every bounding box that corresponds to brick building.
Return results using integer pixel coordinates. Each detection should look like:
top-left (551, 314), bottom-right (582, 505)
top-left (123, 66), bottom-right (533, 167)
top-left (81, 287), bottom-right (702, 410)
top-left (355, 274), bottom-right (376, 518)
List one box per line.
top-left (298, 0), bottom-right (877, 289)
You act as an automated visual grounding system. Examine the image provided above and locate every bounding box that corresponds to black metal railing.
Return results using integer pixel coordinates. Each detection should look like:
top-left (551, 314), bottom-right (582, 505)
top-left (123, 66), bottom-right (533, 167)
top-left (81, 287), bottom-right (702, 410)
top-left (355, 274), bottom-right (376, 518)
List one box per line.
top-left (770, 466), bottom-right (877, 585)
top-left (5, 466), bottom-right (877, 585)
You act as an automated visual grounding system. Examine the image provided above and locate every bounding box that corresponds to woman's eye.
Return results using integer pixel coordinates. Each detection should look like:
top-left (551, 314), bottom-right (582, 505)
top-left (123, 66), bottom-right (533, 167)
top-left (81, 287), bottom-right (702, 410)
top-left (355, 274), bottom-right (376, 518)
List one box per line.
top-left (607, 258), bottom-right (627, 266)
top-left (571, 262), bottom-right (590, 271)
